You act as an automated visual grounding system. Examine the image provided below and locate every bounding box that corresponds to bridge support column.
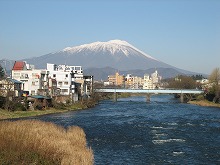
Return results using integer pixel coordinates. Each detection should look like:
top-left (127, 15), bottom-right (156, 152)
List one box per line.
top-left (146, 94), bottom-right (151, 103)
top-left (113, 92), bottom-right (117, 102)
top-left (180, 93), bottom-right (184, 103)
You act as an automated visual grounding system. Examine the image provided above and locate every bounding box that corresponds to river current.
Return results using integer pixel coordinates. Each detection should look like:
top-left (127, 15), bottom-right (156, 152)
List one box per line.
top-left (30, 95), bottom-right (220, 164)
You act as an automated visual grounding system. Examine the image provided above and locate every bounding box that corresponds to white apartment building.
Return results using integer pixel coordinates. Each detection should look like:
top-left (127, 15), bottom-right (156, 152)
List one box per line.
top-left (47, 63), bottom-right (83, 96)
top-left (151, 70), bottom-right (162, 85)
top-left (132, 76), bottom-right (144, 89)
top-left (11, 61), bottom-right (49, 96)
top-left (143, 74), bottom-right (154, 89)
top-left (143, 70), bottom-right (161, 89)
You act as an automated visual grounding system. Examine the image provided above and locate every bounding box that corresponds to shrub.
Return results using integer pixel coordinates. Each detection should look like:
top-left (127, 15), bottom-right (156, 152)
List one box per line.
top-left (196, 95), bottom-right (204, 101)
top-left (0, 120), bottom-right (94, 165)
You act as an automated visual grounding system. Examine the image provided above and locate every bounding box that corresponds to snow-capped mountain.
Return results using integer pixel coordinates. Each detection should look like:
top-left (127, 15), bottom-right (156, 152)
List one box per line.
top-left (23, 39), bottom-right (173, 70)
top-left (62, 40), bottom-right (156, 60)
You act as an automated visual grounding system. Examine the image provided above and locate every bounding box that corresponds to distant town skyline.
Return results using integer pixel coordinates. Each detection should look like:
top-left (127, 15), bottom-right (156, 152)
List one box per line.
top-left (0, 0), bottom-right (219, 74)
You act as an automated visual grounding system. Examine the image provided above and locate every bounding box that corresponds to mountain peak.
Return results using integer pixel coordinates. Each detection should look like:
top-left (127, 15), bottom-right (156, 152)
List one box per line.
top-left (108, 39), bottom-right (130, 46)
top-left (61, 39), bottom-right (156, 60)
top-left (23, 39), bottom-right (172, 70)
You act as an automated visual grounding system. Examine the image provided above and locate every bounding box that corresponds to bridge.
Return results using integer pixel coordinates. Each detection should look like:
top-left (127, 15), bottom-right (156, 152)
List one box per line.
top-left (95, 88), bottom-right (204, 102)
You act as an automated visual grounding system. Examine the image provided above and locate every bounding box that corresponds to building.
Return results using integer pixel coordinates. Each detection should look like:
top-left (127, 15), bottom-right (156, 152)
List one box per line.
top-left (83, 75), bottom-right (94, 97)
top-left (0, 78), bottom-right (22, 97)
top-left (108, 72), bottom-right (125, 86)
top-left (143, 70), bottom-right (162, 89)
top-left (47, 63), bottom-right (93, 101)
top-left (11, 61), bottom-right (49, 96)
top-left (132, 76), bottom-right (144, 89)
top-left (125, 74), bottom-right (133, 88)
top-left (125, 74), bottom-right (143, 89)
top-left (143, 74), bottom-right (153, 89)
top-left (151, 70), bottom-right (162, 88)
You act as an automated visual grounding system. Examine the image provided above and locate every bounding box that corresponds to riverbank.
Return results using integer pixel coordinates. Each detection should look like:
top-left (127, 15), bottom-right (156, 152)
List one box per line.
top-left (188, 100), bottom-right (220, 108)
top-left (0, 99), bottom-right (97, 120)
top-left (0, 120), bottom-right (94, 164)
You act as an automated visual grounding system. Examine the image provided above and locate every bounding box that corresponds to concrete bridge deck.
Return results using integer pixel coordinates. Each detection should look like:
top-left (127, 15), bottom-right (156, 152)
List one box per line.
top-left (95, 88), bottom-right (204, 102)
top-left (95, 88), bottom-right (204, 94)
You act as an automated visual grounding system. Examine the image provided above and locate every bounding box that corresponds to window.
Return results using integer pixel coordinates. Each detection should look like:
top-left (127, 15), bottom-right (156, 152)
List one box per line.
top-left (75, 67), bottom-right (81, 70)
top-left (64, 82), bottom-right (68, 85)
top-left (53, 74), bottom-right (56, 78)
top-left (58, 81), bottom-right (62, 86)
top-left (65, 74), bottom-right (68, 78)
top-left (61, 89), bottom-right (68, 93)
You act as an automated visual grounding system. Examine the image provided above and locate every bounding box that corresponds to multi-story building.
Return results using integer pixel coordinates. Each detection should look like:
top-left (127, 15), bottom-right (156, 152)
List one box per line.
top-left (108, 72), bottom-right (125, 86)
top-left (11, 61), bottom-right (49, 96)
top-left (143, 74), bottom-right (153, 89)
top-left (83, 75), bottom-right (94, 97)
top-left (47, 63), bottom-right (83, 101)
top-left (47, 63), bottom-right (93, 101)
top-left (151, 70), bottom-right (162, 88)
top-left (143, 70), bottom-right (162, 89)
top-left (125, 74), bottom-right (133, 88)
top-left (125, 74), bottom-right (143, 89)
top-left (132, 76), bottom-right (144, 89)
top-left (11, 62), bottom-right (93, 102)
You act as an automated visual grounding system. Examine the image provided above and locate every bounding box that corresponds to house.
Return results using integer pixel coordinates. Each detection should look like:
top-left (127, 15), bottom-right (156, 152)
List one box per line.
top-left (47, 63), bottom-right (93, 101)
top-left (11, 61), bottom-right (49, 96)
top-left (0, 78), bottom-right (22, 97)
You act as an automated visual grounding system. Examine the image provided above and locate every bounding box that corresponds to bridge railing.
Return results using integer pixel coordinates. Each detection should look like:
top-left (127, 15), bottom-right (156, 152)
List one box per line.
top-left (95, 88), bottom-right (204, 94)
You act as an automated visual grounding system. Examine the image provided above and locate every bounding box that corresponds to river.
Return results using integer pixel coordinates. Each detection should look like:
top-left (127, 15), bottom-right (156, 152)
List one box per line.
top-left (29, 95), bottom-right (220, 164)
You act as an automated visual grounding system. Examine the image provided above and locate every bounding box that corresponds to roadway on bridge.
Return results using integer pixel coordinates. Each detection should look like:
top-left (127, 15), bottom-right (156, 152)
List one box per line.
top-left (95, 89), bottom-right (204, 94)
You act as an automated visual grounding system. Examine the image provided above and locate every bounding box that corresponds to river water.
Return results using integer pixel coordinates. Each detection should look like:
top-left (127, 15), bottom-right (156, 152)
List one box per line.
top-left (30, 95), bottom-right (220, 164)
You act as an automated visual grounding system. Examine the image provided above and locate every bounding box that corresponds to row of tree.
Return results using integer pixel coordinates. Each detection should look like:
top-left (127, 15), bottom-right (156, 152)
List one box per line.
top-left (167, 68), bottom-right (220, 103)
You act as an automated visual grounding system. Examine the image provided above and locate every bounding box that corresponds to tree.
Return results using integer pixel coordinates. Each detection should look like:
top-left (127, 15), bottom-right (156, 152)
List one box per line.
top-left (0, 64), bottom-right (5, 79)
top-left (208, 68), bottom-right (220, 103)
top-left (191, 74), bottom-right (204, 80)
top-left (167, 75), bottom-right (197, 89)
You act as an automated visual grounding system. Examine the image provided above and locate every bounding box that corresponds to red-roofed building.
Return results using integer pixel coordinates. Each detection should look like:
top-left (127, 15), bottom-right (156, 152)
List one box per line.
top-left (12, 61), bottom-right (27, 70)
top-left (11, 61), bottom-right (49, 96)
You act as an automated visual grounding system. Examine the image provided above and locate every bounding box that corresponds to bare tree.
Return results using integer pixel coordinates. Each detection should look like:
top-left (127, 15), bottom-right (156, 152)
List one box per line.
top-left (208, 68), bottom-right (220, 103)
top-left (167, 75), bottom-right (197, 89)
top-left (0, 64), bottom-right (5, 79)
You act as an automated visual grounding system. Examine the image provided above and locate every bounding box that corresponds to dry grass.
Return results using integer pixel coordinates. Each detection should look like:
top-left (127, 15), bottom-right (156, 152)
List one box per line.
top-left (0, 120), bottom-right (94, 165)
top-left (188, 100), bottom-right (220, 108)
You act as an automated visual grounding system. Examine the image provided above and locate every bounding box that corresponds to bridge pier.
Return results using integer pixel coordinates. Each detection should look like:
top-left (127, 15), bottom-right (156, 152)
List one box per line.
top-left (180, 93), bottom-right (184, 103)
top-left (113, 92), bottom-right (117, 102)
top-left (146, 94), bottom-right (151, 102)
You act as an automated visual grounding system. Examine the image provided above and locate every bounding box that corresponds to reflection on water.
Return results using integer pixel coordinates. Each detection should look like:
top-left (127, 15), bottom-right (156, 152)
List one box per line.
top-left (30, 95), bottom-right (220, 164)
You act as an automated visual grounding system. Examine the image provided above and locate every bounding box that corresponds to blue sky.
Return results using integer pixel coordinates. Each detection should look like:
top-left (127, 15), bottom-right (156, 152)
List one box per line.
top-left (0, 0), bottom-right (219, 74)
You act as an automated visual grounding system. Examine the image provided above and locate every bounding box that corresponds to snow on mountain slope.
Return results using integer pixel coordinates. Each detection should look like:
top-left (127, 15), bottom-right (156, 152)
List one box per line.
top-left (62, 40), bottom-right (156, 60)
top-left (23, 39), bottom-right (173, 70)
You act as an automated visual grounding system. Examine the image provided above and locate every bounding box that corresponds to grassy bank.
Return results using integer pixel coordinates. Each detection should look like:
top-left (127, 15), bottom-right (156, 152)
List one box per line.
top-left (0, 108), bottom-right (69, 120)
top-left (0, 99), bottom-right (97, 120)
top-left (188, 100), bottom-right (220, 108)
top-left (0, 120), bottom-right (94, 164)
